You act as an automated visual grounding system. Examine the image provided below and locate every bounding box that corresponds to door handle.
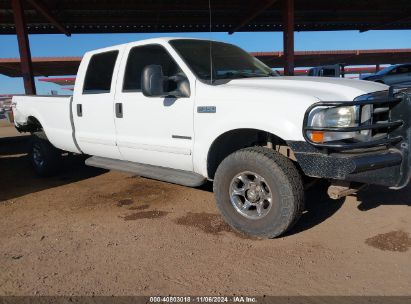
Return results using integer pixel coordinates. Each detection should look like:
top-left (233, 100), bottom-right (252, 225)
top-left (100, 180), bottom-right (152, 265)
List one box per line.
top-left (77, 104), bottom-right (82, 117)
top-left (115, 103), bottom-right (123, 118)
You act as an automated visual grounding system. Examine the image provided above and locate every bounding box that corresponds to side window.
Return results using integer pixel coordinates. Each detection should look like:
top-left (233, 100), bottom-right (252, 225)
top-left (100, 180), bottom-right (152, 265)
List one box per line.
top-left (388, 68), bottom-right (397, 75)
top-left (396, 65), bottom-right (411, 74)
top-left (123, 45), bottom-right (181, 92)
top-left (83, 51), bottom-right (118, 94)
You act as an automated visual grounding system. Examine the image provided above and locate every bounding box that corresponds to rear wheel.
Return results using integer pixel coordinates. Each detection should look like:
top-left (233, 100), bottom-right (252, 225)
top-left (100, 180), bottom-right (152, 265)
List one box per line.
top-left (29, 132), bottom-right (62, 177)
top-left (213, 147), bottom-right (304, 238)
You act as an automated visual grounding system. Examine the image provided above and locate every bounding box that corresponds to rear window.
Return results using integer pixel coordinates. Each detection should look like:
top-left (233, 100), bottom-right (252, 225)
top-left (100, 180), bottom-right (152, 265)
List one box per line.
top-left (83, 51), bottom-right (119, 94)
top-left (321, 68), bottom-right (336, 77)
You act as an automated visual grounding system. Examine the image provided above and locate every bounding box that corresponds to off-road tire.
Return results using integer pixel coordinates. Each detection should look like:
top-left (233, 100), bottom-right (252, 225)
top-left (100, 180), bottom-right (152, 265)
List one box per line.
top-left (29, 132), bottom-right (62, 177)
top-left (213, 147), bottom-right (304, 238)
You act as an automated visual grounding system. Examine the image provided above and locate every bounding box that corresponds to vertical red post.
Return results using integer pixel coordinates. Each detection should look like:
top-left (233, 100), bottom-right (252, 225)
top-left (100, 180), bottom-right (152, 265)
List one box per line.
top-left (11, 0), bottom-right (36, 95)
top-left (283, 0), bottom-right (294, 76)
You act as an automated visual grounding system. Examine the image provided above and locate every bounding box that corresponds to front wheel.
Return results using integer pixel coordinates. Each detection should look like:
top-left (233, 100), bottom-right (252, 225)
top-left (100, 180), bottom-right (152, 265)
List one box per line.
top-left (29, 132), bottom-right (62, 177)
top-left (213, 147), bottom-right (304, 238)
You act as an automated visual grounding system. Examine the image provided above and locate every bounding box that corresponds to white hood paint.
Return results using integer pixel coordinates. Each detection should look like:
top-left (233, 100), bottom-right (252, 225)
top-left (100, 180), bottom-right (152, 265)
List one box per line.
top-left (220, 76), bottom-right (388, 102)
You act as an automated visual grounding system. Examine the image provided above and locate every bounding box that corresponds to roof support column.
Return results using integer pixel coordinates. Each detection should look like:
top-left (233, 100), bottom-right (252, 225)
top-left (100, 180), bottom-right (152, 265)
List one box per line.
top-left (11, 0), bottom-right (36, 95)
top-left (283, 0), bottom-right (294, 76)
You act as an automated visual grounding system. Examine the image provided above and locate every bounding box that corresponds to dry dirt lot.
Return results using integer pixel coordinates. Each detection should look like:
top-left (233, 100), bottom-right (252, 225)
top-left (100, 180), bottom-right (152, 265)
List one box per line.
top-left (0, 125), bottom-right (410, 296)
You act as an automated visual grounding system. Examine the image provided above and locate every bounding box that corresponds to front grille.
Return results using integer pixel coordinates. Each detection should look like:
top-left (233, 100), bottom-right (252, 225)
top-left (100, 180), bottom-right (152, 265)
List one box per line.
top-left (365, 97), bottom-right (403, 145)
top-left (303, 91), bottom-right (405, 150)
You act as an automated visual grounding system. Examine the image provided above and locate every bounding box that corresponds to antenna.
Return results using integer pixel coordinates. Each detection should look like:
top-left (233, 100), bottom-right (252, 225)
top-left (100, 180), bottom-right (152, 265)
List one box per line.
top-left (208, 0), bottom-right (213, 83)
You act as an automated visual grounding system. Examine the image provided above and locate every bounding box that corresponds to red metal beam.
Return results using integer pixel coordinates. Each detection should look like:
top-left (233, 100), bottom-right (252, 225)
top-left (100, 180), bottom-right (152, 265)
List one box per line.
top-left (283, 0), bottom-right (294, 76)
top-left (38, 77), bottom-right (76, 86)
top-left (11, 0), bottom-right (36, 95)
top-left (229, 0), bottom-right (279, 34)
top-left (26, 0), bottom-right (70, 36)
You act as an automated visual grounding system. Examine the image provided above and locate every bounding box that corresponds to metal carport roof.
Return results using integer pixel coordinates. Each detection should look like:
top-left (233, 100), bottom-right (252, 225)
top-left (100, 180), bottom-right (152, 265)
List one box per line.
top-left (1, 0), bottom-right (411, 35)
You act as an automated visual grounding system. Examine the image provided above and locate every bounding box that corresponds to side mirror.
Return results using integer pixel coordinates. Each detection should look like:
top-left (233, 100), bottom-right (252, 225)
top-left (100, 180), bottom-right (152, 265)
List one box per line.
top-left (142, 65), bottom-right (190, 98)
top-left (142, 65), bottom-right (167, 97)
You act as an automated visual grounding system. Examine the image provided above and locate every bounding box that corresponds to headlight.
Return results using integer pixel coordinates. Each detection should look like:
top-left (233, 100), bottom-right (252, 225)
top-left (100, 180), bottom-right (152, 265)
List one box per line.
top-left (307, 105), bottom-right (372, 143)
top-left (311, 106), bottom-right (358, 128)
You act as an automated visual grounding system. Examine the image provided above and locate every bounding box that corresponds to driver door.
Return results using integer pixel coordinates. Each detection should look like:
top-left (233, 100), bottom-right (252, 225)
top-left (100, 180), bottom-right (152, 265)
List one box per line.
top-left (114, 44), bottom-right (194, 171)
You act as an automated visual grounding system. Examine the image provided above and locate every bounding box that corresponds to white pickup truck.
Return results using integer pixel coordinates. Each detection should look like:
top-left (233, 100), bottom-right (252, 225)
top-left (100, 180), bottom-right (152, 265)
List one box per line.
top-left (13, 38), bottom-right (411, 238)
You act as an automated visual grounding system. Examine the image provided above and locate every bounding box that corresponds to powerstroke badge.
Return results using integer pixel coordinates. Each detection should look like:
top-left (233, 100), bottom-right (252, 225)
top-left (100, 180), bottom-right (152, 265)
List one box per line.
top-left (197, 106), bottom-right (216, 113)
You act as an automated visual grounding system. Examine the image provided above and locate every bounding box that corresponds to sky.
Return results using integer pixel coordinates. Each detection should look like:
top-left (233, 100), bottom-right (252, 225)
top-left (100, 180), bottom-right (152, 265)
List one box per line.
top-left (1, 30), bottom-right (411, 95)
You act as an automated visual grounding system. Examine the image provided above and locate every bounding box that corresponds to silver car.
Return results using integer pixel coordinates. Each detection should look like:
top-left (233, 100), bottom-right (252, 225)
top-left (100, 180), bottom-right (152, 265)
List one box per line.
top-left (362, 63), bottom-right (411, 86)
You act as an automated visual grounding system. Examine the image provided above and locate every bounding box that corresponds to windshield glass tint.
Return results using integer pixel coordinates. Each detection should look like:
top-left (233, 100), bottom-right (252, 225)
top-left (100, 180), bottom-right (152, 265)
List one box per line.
top-left (170, 39), bottom-right (277, 82)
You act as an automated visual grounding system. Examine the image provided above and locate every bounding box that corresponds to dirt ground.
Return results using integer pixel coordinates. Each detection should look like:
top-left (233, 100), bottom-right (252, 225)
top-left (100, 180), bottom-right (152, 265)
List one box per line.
top-left (0, 125), bottom-right (410, 296)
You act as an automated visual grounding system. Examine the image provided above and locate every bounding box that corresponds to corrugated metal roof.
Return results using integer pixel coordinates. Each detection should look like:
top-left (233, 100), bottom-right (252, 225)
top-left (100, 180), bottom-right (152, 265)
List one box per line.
top-left (1, 0), bottom-right (411, 34)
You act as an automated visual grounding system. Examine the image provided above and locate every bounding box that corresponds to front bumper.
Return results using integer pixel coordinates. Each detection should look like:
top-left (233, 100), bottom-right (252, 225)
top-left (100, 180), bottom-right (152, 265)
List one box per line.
top-left (287, 142), bottom-right (409, 188)
top-left (288, 88), bottom-right (411, 189)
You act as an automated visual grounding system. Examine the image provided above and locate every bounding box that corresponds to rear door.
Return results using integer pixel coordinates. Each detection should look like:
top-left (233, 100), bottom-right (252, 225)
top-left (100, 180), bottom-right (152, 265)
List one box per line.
top-left (113, 43), bottom-right (195, 171)
top-left (72, 47), bottom-right (123, 159)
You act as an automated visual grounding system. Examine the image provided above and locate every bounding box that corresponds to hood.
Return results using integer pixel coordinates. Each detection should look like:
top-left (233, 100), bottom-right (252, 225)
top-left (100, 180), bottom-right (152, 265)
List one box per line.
top-left (219, 76), bottom-right (388, 101)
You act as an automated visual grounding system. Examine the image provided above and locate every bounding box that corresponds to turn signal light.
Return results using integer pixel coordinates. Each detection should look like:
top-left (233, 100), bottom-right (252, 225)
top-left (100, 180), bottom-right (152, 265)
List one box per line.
top-left (311, 131), bottom-right (325, 143)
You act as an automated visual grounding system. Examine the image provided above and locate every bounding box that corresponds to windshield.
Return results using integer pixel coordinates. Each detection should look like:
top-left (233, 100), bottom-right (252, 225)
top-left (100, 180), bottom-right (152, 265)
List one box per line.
top-left (170, 39), bottom-right (278, 82)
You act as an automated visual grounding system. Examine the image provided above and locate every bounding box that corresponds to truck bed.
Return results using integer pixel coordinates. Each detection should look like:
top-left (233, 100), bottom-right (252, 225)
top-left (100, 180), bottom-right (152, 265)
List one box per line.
top-left (12, 95), bottom-right (80, 153)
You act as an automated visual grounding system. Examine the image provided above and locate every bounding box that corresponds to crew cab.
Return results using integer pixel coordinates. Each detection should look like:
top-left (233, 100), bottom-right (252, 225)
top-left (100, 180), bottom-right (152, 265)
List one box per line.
top-left (12, 38), bottom-right (411, 238)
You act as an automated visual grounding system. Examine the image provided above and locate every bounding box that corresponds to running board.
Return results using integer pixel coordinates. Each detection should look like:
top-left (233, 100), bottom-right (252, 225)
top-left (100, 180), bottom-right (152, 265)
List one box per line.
top-left (85, 156), bottom-right (206, 187)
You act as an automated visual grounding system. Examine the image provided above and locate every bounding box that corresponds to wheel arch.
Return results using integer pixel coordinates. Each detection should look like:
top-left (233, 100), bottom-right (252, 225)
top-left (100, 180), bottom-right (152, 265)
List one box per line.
top-left (206, 128), bottom-right (291, 179)
top-left (16, 115), bottom-right (44, 133)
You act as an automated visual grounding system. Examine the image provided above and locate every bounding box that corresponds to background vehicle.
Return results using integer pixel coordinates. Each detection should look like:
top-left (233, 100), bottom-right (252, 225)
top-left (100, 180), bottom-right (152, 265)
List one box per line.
top-left (12, 38), bottom-right (411, 239)
top-left (308, 64), bottom-right (344, 77)
top-left (362, 63), bottom-right (411, 86)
